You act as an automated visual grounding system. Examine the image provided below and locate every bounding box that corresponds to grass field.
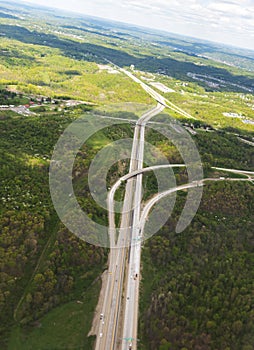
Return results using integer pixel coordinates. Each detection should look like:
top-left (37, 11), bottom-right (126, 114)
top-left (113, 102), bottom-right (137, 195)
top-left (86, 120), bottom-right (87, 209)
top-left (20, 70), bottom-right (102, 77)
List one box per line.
top-left (9, 279), bottom-right (100, 350)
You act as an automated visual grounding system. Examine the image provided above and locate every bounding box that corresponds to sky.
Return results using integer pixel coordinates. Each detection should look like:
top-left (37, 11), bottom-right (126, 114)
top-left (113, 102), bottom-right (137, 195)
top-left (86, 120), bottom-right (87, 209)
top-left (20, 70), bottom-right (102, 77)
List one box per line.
top-left (17, 0), bottom-right (254, 50)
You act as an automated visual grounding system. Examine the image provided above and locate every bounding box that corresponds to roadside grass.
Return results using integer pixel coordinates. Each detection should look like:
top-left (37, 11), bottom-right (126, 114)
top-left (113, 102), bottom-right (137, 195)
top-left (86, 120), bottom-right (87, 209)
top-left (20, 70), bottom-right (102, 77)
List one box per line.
top-left (9, 279), bottom-right (101, 350)
top-left (86, 130), bottom-right (111, 151)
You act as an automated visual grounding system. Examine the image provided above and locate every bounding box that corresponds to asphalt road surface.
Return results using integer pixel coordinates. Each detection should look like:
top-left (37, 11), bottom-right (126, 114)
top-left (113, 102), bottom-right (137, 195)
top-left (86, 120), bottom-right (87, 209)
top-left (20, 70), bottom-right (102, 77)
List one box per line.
top-left (94, 62), bottom-right (254, 350)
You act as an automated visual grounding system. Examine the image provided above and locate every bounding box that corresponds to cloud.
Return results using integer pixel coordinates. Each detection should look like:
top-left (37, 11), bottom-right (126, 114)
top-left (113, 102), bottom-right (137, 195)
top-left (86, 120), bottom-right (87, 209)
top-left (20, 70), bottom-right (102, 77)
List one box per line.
top-left (19, 0), bottom-right (254, 50)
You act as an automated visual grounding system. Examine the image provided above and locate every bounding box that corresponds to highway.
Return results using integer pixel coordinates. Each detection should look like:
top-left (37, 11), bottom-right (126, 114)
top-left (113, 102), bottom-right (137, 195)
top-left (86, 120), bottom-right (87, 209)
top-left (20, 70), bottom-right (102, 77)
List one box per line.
top-left (96, 159), bottom-right (254, 350)
top-left (95, 103), bottom-right (165, 350)
top-left (139, 175), bottom-right (254, 236)
top-left (118, 172), bottom-right (254, 350)
top-left (120, 104), bottom-right (162, 350)
top-left (106, 64), bottom-right (194, 350)
top-left (118, 66), bottom-right (195, 120)
top-left (108, 163), bottom-right (186, 230)
top-left (212, 167), bottom-right (254, 179)
top-left (96, 124), bottom-right (138, 350)
top-left (94, 61), bottom-right (254, 350)
top-left (104, 58), bottom-right (195, 119)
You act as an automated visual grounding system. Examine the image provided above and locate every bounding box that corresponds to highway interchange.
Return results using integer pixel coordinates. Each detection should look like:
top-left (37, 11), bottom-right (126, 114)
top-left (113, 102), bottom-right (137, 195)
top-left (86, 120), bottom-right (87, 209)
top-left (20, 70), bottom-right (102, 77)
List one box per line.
top-left (94, 65), bottom-right (254, 350)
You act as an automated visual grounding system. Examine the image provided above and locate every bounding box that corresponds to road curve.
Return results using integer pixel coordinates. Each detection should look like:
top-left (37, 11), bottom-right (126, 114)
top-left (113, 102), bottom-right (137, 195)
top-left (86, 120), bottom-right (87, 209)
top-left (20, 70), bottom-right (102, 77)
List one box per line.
top-left (95, 104), bottom-right (165, 350)
top-left (94, 59), bottom-right (254, 350)
top-left (212, 167), bottom-right (254, 176)
top-left (108, 163), bottom-right (186, 245)
top-left (139, 175), bottom-right (254, 237)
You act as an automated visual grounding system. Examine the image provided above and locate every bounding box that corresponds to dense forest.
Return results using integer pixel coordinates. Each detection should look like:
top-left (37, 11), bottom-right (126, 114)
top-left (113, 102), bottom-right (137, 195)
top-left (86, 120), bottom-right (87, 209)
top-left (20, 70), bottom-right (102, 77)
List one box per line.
top-left (0, 1), bottom-right (253, 349)
top-left (0, 98), bottom-right (137, 348)
top-left (0, 104), bottom-right (109, 348)
top-left (140, 181), bottom-right (254, 350)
